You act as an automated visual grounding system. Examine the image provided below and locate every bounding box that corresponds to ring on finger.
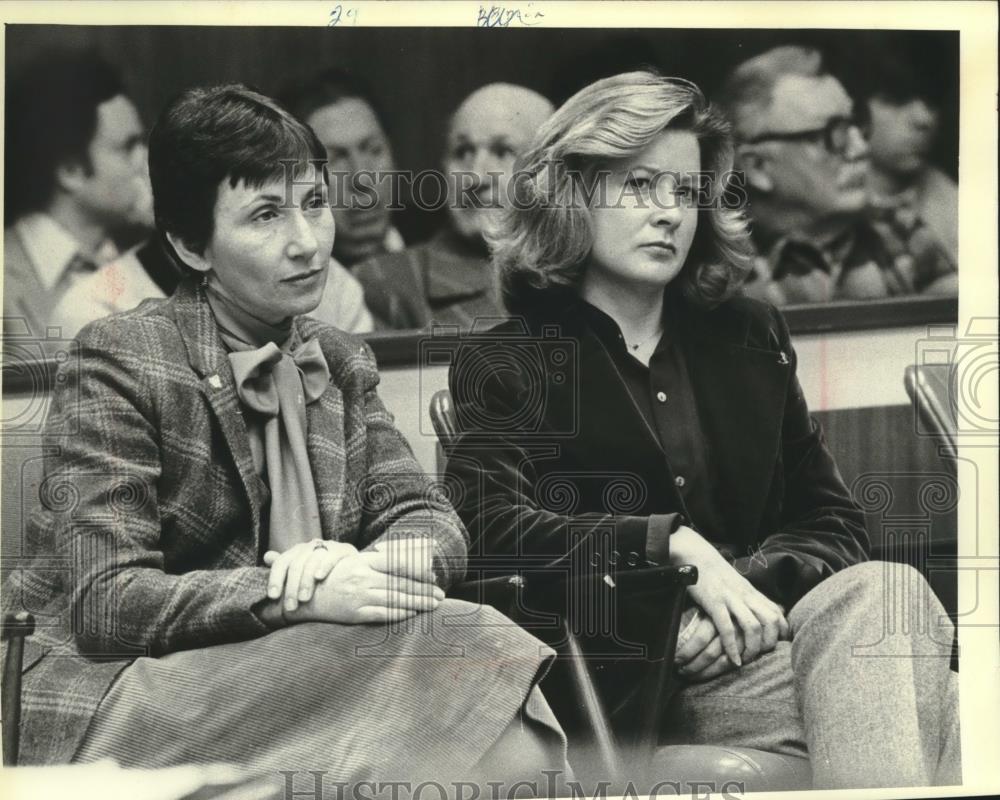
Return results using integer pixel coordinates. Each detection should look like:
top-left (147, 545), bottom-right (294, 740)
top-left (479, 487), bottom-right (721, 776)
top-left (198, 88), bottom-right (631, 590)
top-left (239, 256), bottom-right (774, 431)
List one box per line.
top-left (311, 539), bottom-right (328, 552)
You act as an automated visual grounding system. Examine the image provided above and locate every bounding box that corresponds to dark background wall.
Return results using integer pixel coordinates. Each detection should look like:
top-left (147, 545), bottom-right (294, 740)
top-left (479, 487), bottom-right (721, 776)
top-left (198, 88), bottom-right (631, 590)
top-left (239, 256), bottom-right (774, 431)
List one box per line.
top-left (6, 25), bottom-right (959, 182)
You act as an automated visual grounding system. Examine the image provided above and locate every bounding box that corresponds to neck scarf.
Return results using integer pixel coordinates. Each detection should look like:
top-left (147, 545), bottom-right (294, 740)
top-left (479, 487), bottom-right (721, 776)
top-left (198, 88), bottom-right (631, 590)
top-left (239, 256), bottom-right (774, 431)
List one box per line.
top-left (205, 284), bottom-right (330, 552)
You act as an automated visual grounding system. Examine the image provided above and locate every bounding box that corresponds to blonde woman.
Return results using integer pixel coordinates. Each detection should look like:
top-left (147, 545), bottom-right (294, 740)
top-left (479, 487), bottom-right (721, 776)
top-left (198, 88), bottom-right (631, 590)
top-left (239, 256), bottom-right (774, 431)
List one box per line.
top-left (446, 71), bottom-right (960, 790)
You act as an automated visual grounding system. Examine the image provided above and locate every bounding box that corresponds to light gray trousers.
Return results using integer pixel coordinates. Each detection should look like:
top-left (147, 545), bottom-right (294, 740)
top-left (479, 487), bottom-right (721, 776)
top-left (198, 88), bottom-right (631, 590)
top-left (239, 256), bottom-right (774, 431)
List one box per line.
top-left (660, 561), bottom-right (961, 789)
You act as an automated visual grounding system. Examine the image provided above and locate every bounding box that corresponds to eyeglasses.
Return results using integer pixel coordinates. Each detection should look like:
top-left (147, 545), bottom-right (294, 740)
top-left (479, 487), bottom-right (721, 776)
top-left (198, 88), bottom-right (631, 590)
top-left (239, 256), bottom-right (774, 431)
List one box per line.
top-left (742, 116), bottom-right (868, 156)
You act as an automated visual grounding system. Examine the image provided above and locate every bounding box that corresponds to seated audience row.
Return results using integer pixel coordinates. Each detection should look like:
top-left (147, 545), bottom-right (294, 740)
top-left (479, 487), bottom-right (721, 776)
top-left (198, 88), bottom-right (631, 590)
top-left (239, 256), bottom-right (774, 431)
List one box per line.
top-left (3, 50), bottom-right (372, 341)
top-left (3, 43), bottom-right (958, 342)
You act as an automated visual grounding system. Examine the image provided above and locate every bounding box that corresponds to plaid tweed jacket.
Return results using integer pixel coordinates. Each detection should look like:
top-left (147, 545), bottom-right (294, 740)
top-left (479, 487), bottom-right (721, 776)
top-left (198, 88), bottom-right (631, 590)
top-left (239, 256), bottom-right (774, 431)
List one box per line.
top-left (4, 279), bottom-right (468, 764)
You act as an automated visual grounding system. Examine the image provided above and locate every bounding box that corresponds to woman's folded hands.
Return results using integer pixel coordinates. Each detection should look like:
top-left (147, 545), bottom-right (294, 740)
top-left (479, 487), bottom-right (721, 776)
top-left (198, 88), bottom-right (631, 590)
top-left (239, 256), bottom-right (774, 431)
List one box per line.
top-left (670, 526), bottom-right (790, 681)
top-left (261, 537), bottom-right (445, 625)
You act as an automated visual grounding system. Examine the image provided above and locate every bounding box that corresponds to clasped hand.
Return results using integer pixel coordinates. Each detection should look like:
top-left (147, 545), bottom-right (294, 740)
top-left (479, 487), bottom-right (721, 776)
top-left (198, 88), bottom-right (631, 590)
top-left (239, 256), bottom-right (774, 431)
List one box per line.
top-left (263, 537), bottom-right (444, 625)
top-left (670, 526), bottom-right (790, 682)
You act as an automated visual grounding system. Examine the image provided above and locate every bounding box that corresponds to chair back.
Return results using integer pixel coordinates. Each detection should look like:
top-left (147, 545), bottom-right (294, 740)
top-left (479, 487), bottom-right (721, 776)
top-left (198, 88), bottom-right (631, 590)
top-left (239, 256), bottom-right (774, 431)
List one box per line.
top-left (429, 389), bottom-right (459, 453)
top-left (904, 363), bottom-right (957, 460)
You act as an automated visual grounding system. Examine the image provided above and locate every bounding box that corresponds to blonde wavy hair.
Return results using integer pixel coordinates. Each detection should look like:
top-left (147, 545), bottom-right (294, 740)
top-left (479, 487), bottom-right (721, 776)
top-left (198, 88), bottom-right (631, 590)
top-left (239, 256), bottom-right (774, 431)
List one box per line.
top-left (490, 71), bottom-right (754, 311)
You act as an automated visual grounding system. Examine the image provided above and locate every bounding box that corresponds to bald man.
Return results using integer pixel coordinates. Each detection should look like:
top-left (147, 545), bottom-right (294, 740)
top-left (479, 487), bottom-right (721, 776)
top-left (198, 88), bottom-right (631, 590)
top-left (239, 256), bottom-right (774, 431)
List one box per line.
top-left (355, 83), bottom-right (554, 329)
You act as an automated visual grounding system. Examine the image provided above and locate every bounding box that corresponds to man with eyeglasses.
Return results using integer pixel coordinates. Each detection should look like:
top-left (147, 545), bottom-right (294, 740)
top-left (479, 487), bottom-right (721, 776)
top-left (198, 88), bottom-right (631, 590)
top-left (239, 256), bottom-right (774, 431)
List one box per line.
top-left (717, 45), bottom-right (956, 305)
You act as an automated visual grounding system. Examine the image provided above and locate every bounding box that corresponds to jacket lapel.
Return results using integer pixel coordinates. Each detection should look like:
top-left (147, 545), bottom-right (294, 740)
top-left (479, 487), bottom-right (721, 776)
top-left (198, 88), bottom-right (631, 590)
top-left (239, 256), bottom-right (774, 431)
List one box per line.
top-left (173, 281), bottom-right (266, 538)
top-left (678, 303), bottom-right (791, 543)
top-left (540, 297), bottom-right (792, 539)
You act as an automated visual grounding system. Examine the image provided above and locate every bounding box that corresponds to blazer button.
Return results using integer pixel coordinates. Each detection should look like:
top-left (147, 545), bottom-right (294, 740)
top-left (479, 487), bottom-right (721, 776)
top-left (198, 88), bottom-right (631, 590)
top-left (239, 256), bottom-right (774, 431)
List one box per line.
top-left (656, 391), bottom-right (667, 403)
top-left (674, 475), bottom-right (686, 488)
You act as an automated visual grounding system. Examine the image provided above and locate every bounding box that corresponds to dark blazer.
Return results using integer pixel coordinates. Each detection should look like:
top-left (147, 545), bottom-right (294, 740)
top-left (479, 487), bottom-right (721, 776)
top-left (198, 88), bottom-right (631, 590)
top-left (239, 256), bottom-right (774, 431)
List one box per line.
top-left (354, 227), bottom-right (505, 330)
top-left (5, 280), bottom-right (468, 764)
top-left (445, 292), bottom-right (869, 609)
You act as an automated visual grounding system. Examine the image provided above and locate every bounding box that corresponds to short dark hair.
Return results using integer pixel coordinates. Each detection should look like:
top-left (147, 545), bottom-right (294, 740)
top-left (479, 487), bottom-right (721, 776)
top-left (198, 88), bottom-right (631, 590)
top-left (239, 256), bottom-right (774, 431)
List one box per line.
top-left (148, 84), bottom-right (327, 262)
top-left (864, 45), bottom-right (939, 107)
top-left (4, 48), bottom-right (124, 224)
top-left (279, 67), bottom-right (389, 134)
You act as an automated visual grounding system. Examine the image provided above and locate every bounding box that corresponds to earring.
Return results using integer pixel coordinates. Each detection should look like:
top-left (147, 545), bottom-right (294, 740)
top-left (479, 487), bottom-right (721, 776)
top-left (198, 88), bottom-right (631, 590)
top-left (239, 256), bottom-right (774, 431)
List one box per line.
top-left (200, 273), bottom-right (209, 288)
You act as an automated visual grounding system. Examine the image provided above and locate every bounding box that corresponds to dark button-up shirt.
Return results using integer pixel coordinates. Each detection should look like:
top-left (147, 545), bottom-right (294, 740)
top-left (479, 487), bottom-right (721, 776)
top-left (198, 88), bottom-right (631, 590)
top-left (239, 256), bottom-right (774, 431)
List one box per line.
top-left (577, 299), bottom-right (730, 556)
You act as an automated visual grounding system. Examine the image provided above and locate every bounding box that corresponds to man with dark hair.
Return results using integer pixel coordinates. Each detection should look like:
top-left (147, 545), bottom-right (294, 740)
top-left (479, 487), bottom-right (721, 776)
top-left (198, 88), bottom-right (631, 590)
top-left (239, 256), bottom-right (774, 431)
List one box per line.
top-left (27, 59), bottom-right (372, 337)
top-left (862, 46), bottom-right (958, 269)
top-left (281, 68), bottom-right (404, 267)
top-left (717, 45), bottom-right (956, 305)
top-left (3, 48), bottom-right (152, 336)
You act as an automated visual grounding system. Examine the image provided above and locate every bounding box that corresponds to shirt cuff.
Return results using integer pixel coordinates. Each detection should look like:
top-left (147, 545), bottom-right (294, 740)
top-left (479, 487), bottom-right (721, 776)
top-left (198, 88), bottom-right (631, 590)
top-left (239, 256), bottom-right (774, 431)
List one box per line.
top-left (645, 512), bottom-right (686, 564)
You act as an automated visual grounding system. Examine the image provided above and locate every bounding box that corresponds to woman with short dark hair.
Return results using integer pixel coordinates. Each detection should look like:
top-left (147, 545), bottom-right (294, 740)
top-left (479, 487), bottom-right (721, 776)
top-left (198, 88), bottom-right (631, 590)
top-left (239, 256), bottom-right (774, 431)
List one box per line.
top-left (446, 71), bottom-right (960, 790)
top-left (7, 84), bottom-right (566, 788)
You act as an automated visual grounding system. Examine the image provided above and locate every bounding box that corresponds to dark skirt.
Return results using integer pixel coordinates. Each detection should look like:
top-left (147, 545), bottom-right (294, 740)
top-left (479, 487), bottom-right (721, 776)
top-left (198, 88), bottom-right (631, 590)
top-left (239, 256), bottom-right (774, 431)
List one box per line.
top-left (74, 600), bottom-right (564, 785)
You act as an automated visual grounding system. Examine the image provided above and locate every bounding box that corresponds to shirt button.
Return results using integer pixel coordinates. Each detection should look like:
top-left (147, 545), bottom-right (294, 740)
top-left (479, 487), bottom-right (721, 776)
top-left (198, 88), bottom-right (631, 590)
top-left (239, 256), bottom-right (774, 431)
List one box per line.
top-left (656, 391), bottom-right (667, 403)
top-left (674, 475), bottom-right (686, 488)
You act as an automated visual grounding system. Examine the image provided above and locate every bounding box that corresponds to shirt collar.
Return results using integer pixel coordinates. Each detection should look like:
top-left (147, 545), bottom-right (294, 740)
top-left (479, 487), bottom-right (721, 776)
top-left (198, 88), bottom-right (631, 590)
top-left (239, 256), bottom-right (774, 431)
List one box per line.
top-left (574, 293), bottom-right (680, 359)
top-left (15, 213), bottom-right (119, 291)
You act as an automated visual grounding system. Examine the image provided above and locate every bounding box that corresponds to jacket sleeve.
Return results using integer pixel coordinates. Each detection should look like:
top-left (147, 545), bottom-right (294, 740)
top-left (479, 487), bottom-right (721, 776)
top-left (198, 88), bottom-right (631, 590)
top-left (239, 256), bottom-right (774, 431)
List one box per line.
top-left (353, 345), bottom-right (469, 589)
top-left (43, 330), bottom-right (274, 658)
top-left (444, 344), bottom-right (683, 572)
top-left (731, 306), bottom-right (870, 610)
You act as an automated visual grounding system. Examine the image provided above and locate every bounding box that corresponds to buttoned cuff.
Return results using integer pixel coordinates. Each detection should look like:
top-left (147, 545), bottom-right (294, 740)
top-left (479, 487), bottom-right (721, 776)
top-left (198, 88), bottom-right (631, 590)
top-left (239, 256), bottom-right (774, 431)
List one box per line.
top-left (644, 512), bottom-right (686, 564)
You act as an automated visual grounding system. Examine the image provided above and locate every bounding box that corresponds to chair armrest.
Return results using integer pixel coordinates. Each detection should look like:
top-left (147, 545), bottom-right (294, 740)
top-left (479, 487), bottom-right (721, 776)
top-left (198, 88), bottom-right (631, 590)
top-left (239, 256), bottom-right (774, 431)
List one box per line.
top-left (2, 611), bottom-right (36, 641)
top-left (449, 574), bottom-right (526, 618)
top-left (449, 566), bottom-right (698, 786)
top-left (452, 565), bottom-right (697, 657)
top-left (2, 611), bottom-right (36, 765)
top-left (904, 363), bottom-right (957, 461)
top-left (524, 565), bottom-right (698, 764)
